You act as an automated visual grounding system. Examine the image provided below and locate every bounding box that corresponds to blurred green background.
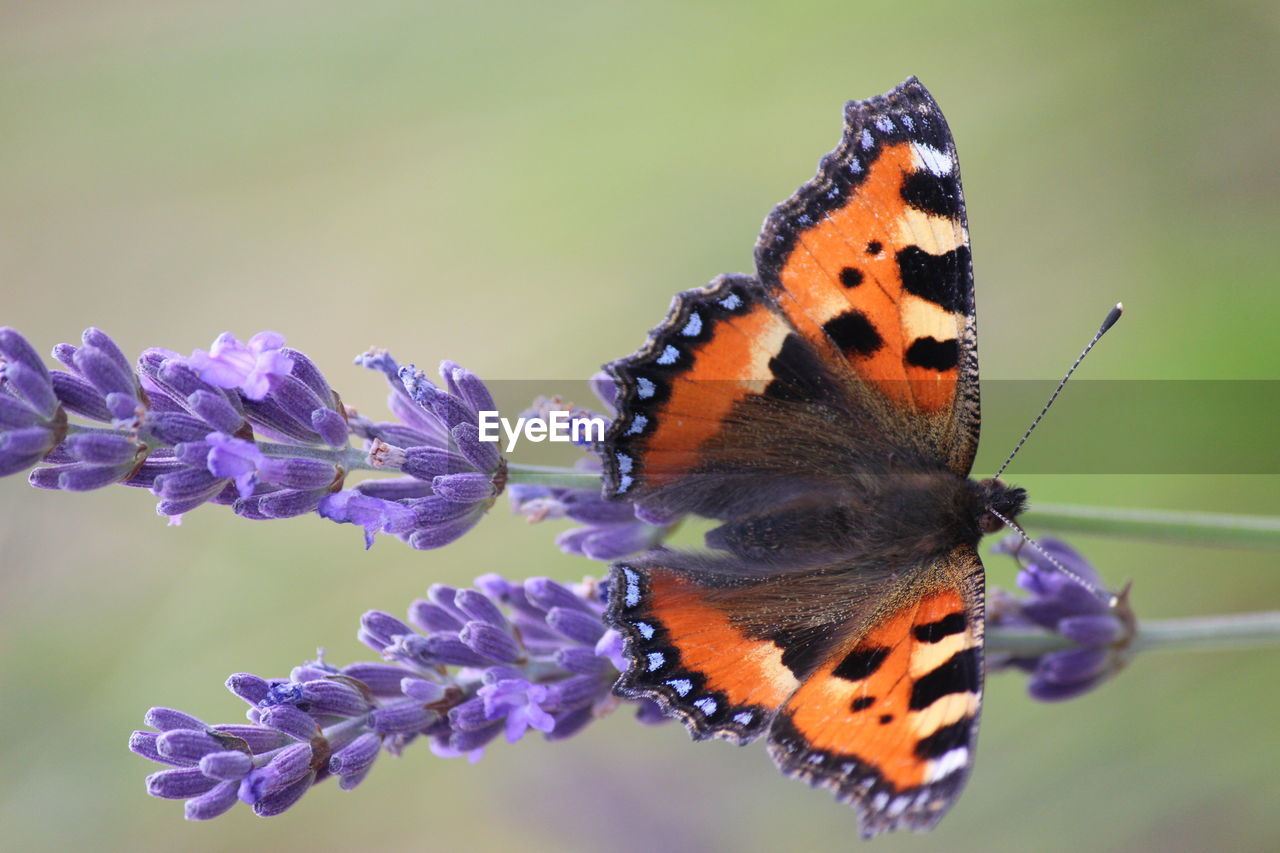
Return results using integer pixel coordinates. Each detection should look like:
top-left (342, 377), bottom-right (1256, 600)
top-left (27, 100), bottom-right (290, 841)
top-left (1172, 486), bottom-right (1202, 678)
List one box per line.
top-left (2, 2), bottom-right (1278, 851)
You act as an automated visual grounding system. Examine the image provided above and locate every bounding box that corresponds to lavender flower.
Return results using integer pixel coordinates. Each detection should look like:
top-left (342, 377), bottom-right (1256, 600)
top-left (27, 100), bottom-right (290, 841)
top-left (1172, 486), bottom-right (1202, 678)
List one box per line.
top-left (988, 537), bottom-right (1136, 701)
top-left (322, 351), bottom-right (508, 550)
top-left (508, 373), bottom-right (678, 561)
top-left (2, 327), bottom-right (516, 547)
top-left (130, 574), bottom-right (667, 819)
top-left (0, 328), bottom-right (67, 477)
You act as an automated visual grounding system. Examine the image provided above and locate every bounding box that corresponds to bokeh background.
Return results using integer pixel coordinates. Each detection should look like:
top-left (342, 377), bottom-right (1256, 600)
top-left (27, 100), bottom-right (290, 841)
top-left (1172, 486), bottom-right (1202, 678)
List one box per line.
top-left (2, 2), bottom-right (1278, 851)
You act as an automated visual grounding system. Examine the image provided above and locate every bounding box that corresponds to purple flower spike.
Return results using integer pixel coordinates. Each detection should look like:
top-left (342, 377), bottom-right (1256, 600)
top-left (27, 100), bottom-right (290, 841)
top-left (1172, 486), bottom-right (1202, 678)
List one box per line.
top-left (187, 332), bottom-right (294, 401)
top-left (131, 574), bottom-right (668, 820)
top-left (989, 536), bottom-right (1136, 702)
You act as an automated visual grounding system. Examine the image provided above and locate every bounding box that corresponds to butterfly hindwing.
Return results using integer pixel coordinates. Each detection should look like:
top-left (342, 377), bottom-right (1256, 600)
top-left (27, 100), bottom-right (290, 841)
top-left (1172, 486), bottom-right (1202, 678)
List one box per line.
top-left (767, 545), bottom-right (985, 838)
top-left (608, 551), bottom-right (801, 744)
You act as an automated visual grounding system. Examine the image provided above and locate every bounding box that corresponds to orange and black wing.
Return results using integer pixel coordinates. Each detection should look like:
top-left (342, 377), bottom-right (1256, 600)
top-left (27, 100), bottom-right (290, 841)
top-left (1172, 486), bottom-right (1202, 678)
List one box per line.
top-left (603, 78), bottom-right (980, 511)
top-left (608, 546), bottom-right (986, 838)
top-left (768, 546), bottom-right (985, 837)
top-left (755, 76), bottom-right (979, 476)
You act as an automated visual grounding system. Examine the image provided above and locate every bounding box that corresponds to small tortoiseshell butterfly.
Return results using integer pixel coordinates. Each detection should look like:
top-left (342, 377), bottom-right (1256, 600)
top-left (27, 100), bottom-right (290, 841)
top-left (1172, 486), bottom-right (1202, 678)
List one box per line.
top-left (600, 77), bottom-right (1028, 837)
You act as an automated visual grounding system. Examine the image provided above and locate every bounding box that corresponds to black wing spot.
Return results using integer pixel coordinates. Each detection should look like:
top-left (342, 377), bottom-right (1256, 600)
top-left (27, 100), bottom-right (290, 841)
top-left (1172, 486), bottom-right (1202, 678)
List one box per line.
top-left (900, 170), bottom-right (963, 219)
top-left (832, 646), bottom-right (890, 681)
top-left (908, 647), bottom-right (980, 710)
top-left (822, 310), bottom-right (883, 357)
top-left (913, 612), bottom-right (967, 643)
top-left (839, 266), bottom-right (864, 288)
top-left (851, 696), bottom-right (876, 712)
top-left (905, 337), bottom-right (959, 371)
top-left (878, 714), bottom-right (894, 725)
top-left (865, 240), bottom-right (883, 255)
top-left (896, 245), bottom-right (969, 313)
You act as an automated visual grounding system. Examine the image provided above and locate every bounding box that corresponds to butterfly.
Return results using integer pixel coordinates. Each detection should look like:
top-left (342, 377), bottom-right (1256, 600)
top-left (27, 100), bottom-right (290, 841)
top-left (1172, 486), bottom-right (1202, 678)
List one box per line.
top-left (599, 77), bottom-right (1027, 837)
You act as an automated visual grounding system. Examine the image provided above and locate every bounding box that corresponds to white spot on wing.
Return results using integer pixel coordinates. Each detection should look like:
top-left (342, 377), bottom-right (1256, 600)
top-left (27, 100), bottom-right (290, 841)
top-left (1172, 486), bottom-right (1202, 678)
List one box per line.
top-left (719, 293), bottom-right (742, 310)
top-left (666, 678), bottom-right (692, 696)
top-left (634, 621), bottom-right (654, 639)
top-left (693, 697), bottom-right (717, 715)
top-left (626, 415), bottom-right (648, 435)
top-left (911, 142), bottom-right (954, 176)
top-left (646, 652), bottom-right (665, 671)
top-left (656, 345), bottom-right (678, 365)
top-left (733, 711), bottom-right (754, 726)
top-left (927, 747), bottom-right (970, 782)
top-left (615, 452), bottom-right (632, 473)
top-left (622, 567), bottom-right (640, 607)
top-left (875, 117), bottom-right (894, 133)
top-left (616, 474), bottom-right (633, 494)
top-left (859, 128), bottom-right (874, 151)
top-left (636, 377), bottom-right (655, 399)
top-left (682, 312), bottom-right (702, 337)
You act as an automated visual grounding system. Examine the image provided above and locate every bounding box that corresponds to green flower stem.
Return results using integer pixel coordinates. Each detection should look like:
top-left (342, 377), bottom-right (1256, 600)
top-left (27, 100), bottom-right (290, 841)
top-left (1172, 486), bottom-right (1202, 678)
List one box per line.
top-left (1024, 503), bottom-right (1280, 550)
top-left (987, 611), bottom-right (1280, 657)
top-left (256, 441), bottom-right (372, 470)
top-left (504, 463), bottom-right (603, 490)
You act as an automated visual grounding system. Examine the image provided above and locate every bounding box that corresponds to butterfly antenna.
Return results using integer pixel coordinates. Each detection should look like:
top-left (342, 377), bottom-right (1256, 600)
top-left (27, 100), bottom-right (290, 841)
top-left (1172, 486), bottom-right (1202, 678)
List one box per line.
top-left (992, 302), bottom-right (1124, 481)
top-left (986, 507), bottom-right (1115, 605)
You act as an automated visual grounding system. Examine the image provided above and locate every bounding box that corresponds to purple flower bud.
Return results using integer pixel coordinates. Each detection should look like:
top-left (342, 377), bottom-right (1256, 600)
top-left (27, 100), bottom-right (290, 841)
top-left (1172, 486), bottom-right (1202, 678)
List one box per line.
top-left (198, 750), bottom-right (254, 781)
top-left (454, 589), bottom-right (507, 628)
top-left (49, 371), bottom-right (111, 421)
top-left (144, 707), bottom-right (206, 732)
top-left (186, 390), bottom-right (246, 434)
top-left (340, 663), bottom-right (408, 696)
top-left (421, 633), bottom-right (492, 667)
top-left (0, 328), bottom-right (48, 374)
top-left (311, 408), bottom-right (349, 447)
top-left (211, 725), bottom-right (291, 753)
top-left (256, 705), bottom-right (320, 742)
top-left (130, 730), bottom-right (189, 767)
top-left (64, 433), bottom-right (140, 465)
top-left (526, 577), bottom-right (595, 615)
top-left (147, 767), bottom-right (221, 799)
top-left (146, 412), bottom-right (216, 444)
top-left (369, 703), bottom-right (438, 734)
top-left (460, 622), bottom-right (522, 663)
top-left (406, 510), bottom-right (483, 550)
top-left (401, 446), bottom-right (469, 481)
top-left (440, 362), bottom-right (496, 416)
top-left (184, 780), bottom-right (240, 820)
top-left (2, 362), bottom-right (58, 418)
top-left (546, 606), bottom-right (606, 645)
top-left (329, 733), bottom-right (381, 776)
top-left (152, 468), bottom-right (223, 501)
top-left (300, 680), bottom-right (369, 717)
top-left (451, 422), bottom-right (499, 475)
top-left (226, 673), bottom-right (271, 705)
top-left (156, 729), bottom-right (224, 763)
top-left (359, 611), bottom-right (414, 651)
top-left (432, 472), bottom-right (494, 504)
top-left (354, 476), bottom-right (433, 501)
top-left (400, 678), bottom-right (447, 704)
top-left (448, 698), bottom-right (492, 732)
top-left (282, 348), bottom-right (332, 401)
top-left (73, 345), bottom-right (136, 399)
top-left (251, 773), bottom-right (314, 817)
top-left (409, 600), bottom-right (464, 633)
top-left (236, 487), bottom-right (329, 519)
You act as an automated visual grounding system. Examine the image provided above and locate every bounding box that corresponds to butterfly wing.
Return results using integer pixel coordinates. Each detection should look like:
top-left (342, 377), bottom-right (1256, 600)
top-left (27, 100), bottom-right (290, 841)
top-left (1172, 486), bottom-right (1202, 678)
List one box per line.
top-left (755, 76), bottom-right (980, 477)
top-left (768, 545), bottom-right (985, 837)
top-left (607, 545), bottom-right (985, 837)
top-left (604, 78), bottom-right (979, 515)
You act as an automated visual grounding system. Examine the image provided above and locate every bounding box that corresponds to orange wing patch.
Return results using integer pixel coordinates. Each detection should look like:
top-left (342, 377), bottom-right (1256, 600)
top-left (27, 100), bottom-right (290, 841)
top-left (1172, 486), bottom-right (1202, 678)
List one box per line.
top-left (766, 545), bottom-right (986, 839)
top-left (770, 140), bottom-right (969, 415)
top-left (608, 559), bottom-right (798, 743)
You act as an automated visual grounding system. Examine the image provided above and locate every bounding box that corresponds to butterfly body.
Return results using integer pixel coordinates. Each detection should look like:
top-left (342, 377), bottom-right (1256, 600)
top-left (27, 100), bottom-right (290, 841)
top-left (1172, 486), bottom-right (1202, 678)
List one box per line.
top-left (600, 78), bottom-right (1024, 836)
